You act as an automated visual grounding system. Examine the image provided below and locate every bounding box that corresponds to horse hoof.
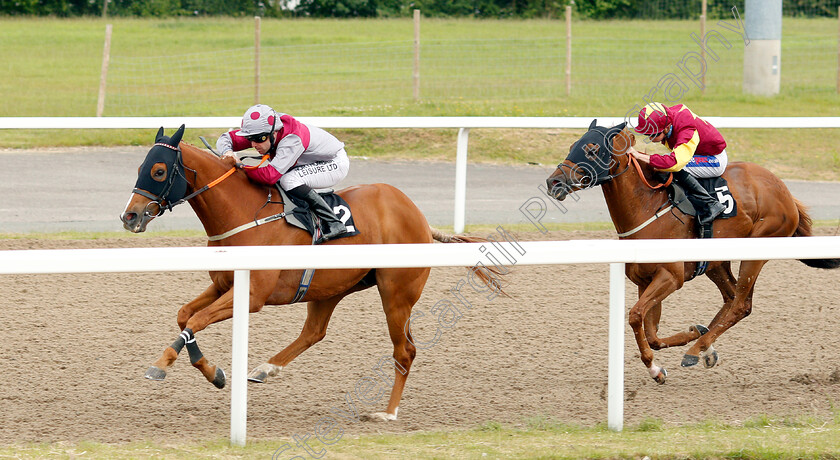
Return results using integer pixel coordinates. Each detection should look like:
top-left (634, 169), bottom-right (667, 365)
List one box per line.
top-left (247, 369), bottom-right (267, 383)
top-left (681, 354), bottom-right (700, 367)
top-left (692, 324), bottom-right (709, 336)
top-left (362, 412), bottom-right (398, 422)
top-left (652, 368), bottom-right (667, 385)
top-left (145, 366), bottom-right (166, 381)
top-left (702, 347), bottom-right (719, 368)
top-left (212, 367), bottom-right (226, 389)
top-left (248, 363), bottom-right (282, 383)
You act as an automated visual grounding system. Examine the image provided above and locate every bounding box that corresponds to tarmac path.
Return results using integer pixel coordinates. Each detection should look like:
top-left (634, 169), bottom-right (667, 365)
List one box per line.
top-left (0, 146), bottom-right (838, 233)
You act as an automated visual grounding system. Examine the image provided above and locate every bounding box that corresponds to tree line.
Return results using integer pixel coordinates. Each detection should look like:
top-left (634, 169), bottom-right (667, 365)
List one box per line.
top-left (2, 0), bottom-right (838, 19)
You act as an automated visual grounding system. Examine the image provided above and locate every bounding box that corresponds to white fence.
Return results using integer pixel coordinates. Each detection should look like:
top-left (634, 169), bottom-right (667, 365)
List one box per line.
top-left (2, 236), bottom-right (840, 445)
top-left (2, 116), bottom-right (840, 233)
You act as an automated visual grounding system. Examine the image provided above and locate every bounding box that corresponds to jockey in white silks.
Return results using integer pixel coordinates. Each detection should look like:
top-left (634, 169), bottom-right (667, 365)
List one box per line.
top-left (217, 104), bottom-right (349, 242)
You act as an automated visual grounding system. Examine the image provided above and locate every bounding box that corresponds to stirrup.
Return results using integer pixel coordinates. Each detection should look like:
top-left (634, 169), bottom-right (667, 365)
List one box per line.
top-left (317, 223), bottom-right (347, 244)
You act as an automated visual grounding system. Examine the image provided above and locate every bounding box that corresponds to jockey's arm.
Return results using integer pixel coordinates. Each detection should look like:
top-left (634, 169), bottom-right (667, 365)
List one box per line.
top-left (244, 165), bottom-right (282, 185)
top-left (241, 137), bottom-right (304, 186)
top-left (649, 129), bottom-right (699, 172)
top-left (216, 130), bottom-right (251, 159)
top-left (626, 146), bottom-right (651, 164)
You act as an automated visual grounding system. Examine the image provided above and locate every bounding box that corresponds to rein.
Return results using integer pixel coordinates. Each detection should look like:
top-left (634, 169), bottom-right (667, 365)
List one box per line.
top-left (171, 166), bottom-right (237, 207)
top-left (615, 154), bottom-right (676, 238)
top-left (628, 154), bottom-right (673, 190)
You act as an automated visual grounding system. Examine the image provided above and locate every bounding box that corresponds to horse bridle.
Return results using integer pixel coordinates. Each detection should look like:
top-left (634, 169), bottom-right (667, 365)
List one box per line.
top-left (555, 126), bottom-right (631, 190)
top-left (131, 143), bottom-right (196, 218)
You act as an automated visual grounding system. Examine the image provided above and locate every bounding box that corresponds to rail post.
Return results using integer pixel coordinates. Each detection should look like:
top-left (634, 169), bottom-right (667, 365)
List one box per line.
top-left (230, 269), bottom-right (251, 446)
top-left (453, 128), bottom-right (469, 233)
top-left (608, 262), bottom-right (625, 431)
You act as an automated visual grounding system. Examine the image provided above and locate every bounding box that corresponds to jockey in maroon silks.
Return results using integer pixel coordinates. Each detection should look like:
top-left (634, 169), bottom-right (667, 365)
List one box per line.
top-left (217, 104), bottom-right (348, 242)
top-left (627, 102), bottom-right (727, 227)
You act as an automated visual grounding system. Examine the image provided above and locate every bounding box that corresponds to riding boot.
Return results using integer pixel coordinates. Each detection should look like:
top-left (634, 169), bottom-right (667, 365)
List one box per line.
top-left (288, 185), bottom-right (347, 242)
top-left (672, 170), bottom-right (725, 226)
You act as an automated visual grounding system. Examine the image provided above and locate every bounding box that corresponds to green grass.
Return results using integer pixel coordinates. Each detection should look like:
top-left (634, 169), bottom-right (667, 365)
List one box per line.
top-left (2, 17), bottom-right (840, 179)
top-left (2, 415), bottom-right (840, 459)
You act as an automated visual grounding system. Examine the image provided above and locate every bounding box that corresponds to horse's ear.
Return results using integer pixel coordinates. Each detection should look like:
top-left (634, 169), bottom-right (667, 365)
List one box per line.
top-left (614, 121), bottom-right (627, 131)
top-left (155, 127), bottom-right (164, 142)
top-left (169, 124), bottom-right (186, 147)
top-left (589, 119), bottom-right (597, 130)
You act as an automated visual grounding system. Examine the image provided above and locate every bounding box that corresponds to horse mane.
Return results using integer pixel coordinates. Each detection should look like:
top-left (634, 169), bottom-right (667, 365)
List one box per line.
top-left (180, 142), bottom-right (227, 163)
top-left (614, 128), bottom-right (672, 190)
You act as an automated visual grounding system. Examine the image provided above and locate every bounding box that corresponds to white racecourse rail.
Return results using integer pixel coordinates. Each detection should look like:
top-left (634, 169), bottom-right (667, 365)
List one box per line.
top-left (2, 236), bottom-right (840, 445)
top-left (2, 116), bottom-right (839, 233)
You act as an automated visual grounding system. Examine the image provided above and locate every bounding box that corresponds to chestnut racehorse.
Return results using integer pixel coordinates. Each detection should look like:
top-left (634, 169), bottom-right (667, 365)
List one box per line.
top-left (546, 120), bottom-right (840, 384)
top-left (121, 125), bottom-right (503, 421)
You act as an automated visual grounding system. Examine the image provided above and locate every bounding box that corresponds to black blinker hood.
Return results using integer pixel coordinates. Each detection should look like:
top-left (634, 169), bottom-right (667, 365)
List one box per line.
top-left (133, 124), bottom-right (188, 211)
top-left (564, 119), bottom-right (628, 186)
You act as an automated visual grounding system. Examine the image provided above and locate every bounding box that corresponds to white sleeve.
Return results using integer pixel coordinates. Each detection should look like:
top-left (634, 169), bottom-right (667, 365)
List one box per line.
top-left (268, 135), bottom-right (305, 174)
top-left (216, 132), bottom-right (234, 155)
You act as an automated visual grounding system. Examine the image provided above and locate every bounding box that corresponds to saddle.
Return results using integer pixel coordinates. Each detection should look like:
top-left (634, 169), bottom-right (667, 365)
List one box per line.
top-left (667, 176), bottom-right (737, 225)
top-left (275, 185), bottom-right (360, 244)
top-left (666, 175), bottom-right (737, 279)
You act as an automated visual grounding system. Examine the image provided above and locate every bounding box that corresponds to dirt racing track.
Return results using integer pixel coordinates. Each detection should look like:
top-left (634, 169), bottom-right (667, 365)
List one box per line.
top-left (0, 228), bottom-right (839, 444)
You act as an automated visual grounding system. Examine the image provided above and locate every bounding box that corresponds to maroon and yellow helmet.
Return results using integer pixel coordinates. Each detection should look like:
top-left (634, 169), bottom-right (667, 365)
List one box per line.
top-left (635, 103), bottom-right (670, 136)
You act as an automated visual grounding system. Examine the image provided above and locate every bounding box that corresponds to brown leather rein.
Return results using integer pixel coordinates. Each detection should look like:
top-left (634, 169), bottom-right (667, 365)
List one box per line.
top-left (628, 153), bottom-right (673, 190)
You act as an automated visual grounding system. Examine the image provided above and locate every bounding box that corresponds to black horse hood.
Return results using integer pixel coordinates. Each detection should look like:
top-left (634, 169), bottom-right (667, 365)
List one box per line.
top-left (133, 124), bottom-right (189, 209)
top-left (564, 119), bottom-right (627, 186)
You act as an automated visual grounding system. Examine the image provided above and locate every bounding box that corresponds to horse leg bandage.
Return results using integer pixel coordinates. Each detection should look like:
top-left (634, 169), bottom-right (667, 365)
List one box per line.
top-left (186, 340), bottom-right (204, 365)
top-left (174, 328), bottom-right (205, 365)
top-left (169, 328), bottom-right (194, 354)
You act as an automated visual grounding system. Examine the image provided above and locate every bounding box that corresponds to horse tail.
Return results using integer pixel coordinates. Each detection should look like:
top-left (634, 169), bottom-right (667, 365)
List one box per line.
top-left (793, 199), bottom-right (840, 269)
top-left (429, 226), bottom-right (511, 297)
top-left (793, 198), bottom-right (813, 238)
top-left (430, 226), bottom-right (482, 244)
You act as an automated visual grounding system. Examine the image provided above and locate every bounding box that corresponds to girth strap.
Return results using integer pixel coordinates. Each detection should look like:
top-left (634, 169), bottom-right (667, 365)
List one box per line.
top-left (207, 211), bottom-right (288, 241)
top-left (616, 203), bottom-right (674, 238)
top-left (290, 223), bottom-right (319, 304)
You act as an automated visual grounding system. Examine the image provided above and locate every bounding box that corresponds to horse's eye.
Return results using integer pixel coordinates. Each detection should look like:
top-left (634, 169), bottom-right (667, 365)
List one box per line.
top-left (150, 162), bottom-right (168, 182)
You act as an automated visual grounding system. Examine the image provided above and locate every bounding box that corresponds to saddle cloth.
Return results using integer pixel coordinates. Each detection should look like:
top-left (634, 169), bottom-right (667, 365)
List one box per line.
top-left (276, 185), bottom-right (361, 243)
top-left (668, 175), bottom-right (737, 220)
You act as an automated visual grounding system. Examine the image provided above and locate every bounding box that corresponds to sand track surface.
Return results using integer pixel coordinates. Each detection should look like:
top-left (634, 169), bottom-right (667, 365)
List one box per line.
top-left (1, 229), bottom-right (839, 443)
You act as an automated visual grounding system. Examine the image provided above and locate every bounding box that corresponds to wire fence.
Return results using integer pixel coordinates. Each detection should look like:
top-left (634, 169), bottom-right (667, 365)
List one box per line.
top-left (103, 14), bottom-right (839, 117)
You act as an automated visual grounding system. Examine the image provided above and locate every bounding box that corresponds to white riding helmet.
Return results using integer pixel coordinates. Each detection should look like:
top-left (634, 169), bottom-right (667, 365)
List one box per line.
top-left (236, 104), bottom-right (277, 137)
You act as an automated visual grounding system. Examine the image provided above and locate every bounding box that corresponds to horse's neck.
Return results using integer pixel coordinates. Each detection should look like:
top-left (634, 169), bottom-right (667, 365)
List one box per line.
top-left (180, 144), bottom-right (275, 238)
top-left (601, 158), bottom-right (669, 236)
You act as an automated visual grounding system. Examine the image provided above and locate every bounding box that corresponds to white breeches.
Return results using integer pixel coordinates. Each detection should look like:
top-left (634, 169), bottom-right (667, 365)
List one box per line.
top-left (279, 149), bottom-right (350, 190)
top-left (685, 150), bottom-right (728, 178)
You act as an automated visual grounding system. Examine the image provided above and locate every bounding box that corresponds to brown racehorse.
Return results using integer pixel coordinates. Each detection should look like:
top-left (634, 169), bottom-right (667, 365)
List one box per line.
top-left (120, 125), bottom-right (503, 421)
top-left (546, 120), bottom-right (840, 384)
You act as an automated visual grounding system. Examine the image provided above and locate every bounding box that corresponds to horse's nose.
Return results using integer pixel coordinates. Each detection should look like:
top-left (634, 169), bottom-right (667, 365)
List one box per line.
top-left (546, 175), bottom-right (568, 201)
top-left (121, 211), bottom-right (139, 231)
top-left (546, 175), bottom-right (564, 192)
